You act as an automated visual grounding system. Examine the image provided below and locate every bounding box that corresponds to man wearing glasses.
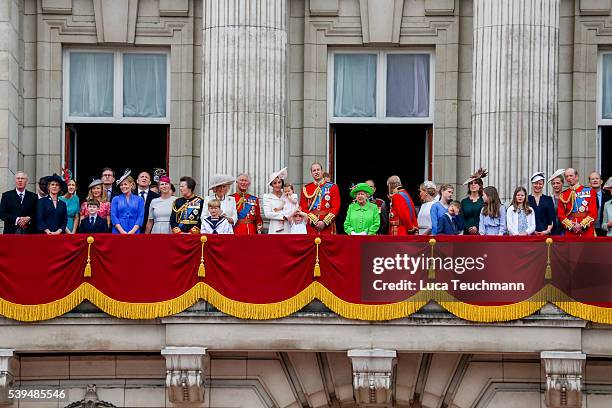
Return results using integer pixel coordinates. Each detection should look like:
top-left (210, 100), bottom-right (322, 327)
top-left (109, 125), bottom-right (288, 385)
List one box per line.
top-left (101, 168), bottom-right (118, 201)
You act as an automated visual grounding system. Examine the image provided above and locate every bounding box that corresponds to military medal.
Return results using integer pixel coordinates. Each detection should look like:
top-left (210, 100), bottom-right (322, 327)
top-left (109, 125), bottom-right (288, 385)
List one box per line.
top-left (325, 194), bottom-right (330, 201)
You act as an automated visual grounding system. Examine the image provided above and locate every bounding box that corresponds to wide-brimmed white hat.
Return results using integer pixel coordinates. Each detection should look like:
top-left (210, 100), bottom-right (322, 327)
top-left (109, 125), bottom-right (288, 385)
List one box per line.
top-left (209, 174), bottom-right (235, 190)
top-left (268, 167), bottom-right (287, 186)
top-left (548, 169), bottom-right (565, 183)
top-left (530, 172), bottom-right (545, 183)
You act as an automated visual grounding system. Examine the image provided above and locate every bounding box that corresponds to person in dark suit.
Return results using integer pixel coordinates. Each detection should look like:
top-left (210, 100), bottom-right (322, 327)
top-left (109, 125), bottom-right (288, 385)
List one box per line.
top-left (0, 171), bottom-right (39, 234)
top-left (101, 167), bottom-right (120, 201)
top-left (37, 174), bottom-right (68, 235)
top-left (436, 201), bottom-right (465, 235)
top-left (136, 170), bottom-right (160, 224)
top-left (78, 199), bottom-right (109, 233)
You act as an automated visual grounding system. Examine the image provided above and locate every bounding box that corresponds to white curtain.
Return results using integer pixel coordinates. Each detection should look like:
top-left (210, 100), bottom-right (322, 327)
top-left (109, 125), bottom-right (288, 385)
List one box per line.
top-left (333, 54), bottom-right (377, 117)
top-left (386, 54), bottom-right (430, 117)
top-left (603, 55), bottom-right (612, 119)
top-left (69, 53), bottom-right (114, 117)
top-left (123, 54), bottom-right (167, 118)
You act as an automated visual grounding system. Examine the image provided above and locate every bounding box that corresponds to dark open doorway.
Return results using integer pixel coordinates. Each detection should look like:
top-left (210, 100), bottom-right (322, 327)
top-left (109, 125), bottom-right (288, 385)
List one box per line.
top-left (332, 123), bottom-right (430, 234)
top-left (602, 126), bottom-right (612, 181)
top-left (66, 123), bottom-right (169, 197)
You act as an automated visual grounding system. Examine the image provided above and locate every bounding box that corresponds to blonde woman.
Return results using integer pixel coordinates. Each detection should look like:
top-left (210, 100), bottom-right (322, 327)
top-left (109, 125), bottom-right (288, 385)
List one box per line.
top-left (80, 179), bottom-right (111, 229)
top-left (110, 172), bottom-right (144, 234)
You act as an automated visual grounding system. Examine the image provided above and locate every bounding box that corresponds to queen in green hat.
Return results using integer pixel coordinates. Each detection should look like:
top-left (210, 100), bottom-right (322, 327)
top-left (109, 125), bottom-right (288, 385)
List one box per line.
top-left (343, 182), bottom-right (381, 235)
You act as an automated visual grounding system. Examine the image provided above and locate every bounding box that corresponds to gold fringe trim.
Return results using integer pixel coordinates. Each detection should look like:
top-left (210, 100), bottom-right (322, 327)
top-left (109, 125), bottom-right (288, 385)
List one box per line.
top-left (2, 282), bottom-right (612, 323)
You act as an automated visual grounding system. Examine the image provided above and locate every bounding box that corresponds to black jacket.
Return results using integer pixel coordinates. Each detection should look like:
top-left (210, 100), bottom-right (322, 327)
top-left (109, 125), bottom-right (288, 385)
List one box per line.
top-left (0, 189), bottom-right (38, 234)
top-left (78, 215), bottom-right (109, 234)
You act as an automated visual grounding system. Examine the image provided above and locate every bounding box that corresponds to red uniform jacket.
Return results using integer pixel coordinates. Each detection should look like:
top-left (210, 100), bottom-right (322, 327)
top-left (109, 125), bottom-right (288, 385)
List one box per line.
top-left (232, 192), bottom-right (263, 235)
top-left (299, 181), bottom-right (341, 235)
top-left (557, 184), bottom-right (597, 237)
top-left (388, 188), bottom-right (418, 235)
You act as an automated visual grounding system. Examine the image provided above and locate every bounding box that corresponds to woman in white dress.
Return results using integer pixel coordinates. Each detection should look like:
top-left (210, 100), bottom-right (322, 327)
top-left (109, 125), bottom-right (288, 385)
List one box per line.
top-left (202, 174), bottom-right (237, 225)
top-left (145, 175), bottom-right (177, 234)
top-left (417, 181), bottom-right (437, 235)
top-left (263, 167), bottom-right (296, 234)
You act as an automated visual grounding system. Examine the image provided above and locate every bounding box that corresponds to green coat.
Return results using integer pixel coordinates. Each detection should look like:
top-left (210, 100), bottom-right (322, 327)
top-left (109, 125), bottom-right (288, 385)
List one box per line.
top-left (344, 201), bottom-right (380, 235)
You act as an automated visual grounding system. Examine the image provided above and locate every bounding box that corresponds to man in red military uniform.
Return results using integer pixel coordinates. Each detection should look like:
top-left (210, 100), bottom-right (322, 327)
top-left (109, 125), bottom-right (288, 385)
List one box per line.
top-left (299, 162), bottom-right (341, 235)
top-left (232, 173), bottom-right (263, 235)
top-left (558, 168), bottom-right (597, 236)
top-left (387, 175), bottom-right (418, 235)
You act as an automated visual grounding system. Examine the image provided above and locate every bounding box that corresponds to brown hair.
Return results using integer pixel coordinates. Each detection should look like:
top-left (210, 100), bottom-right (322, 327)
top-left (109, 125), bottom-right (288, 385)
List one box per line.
top-left (511, 186), bottom-right (532, 215)
top-left (482, 186), bottom-right (502, 218)
top-left (284, 183), bottom-right (294, 192)
top-left (87, 199), bottom-right (100, 207)
top-left (450, 200), bottom-right (461, 211)
top-left (466, 178), bottom-right (483, 197)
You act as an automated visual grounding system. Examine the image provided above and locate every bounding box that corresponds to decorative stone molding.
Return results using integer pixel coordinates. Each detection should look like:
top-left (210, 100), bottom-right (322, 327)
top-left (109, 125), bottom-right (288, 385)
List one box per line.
top-left (0, 350), bottom-right (16, 405)
top-left (309, 0), bottom-right (339, 16)
top-left (579, 0), bottom-right (611, 15)
top-left (348, 349), bottom-right (396, 405)
top-left (93, 0), bottom-right (139, 43)
top-left (159, 0), bottom-right (189, 17)
top-left (359, 0), bottom-right (404, 44)
top-left (161, 347), bottom-right (208, 404)
top-left (541, 351), bottom-right (586, 408)
top-left (425, 0), bottom-right (455, 16)
top-left (41, 0), bottom-right (72, 14)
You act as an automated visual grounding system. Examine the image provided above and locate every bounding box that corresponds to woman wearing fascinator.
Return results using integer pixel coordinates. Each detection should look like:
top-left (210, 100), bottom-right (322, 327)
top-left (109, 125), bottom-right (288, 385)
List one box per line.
top-left (461, 168), bottom-right (487, 235)
top-left (145, 172), bottom-right (177, 234)
top-left (110, 169), bottom-right (145, 234)
top-left (58, 169), bottom-right (80, 234)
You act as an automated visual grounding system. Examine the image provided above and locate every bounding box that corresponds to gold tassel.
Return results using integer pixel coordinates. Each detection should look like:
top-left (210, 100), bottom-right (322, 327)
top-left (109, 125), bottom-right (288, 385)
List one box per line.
top-left (545, 238), bottom-right (553, 280)
top-left (198, 235), bottom-right (207, 278)
top-left (428, 238), bottom-right (436, 280)
top-left (313, 237), bottom-right (322, 278)
top-left (84, 236), bottom-right (94, 278)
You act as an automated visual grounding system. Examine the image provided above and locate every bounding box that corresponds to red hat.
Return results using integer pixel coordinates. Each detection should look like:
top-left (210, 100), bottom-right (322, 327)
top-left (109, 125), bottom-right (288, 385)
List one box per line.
top-left (159, 175), bottom-right (171, 183)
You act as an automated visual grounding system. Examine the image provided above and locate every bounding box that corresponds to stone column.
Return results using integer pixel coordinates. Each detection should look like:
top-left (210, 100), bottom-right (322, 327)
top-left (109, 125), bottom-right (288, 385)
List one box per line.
top-left (472, 0), bottom-right (559, 200)
top-left (202, 0), bottom-right (287, 197)
top-left (0, 349), bottom-right (17, 405)
top-left (541, 351), bottom-right (585, 408)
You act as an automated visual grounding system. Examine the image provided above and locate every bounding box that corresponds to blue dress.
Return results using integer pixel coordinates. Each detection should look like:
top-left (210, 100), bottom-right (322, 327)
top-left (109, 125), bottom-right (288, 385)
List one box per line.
top-left (111, 194), bottom-right (145, 234)
top-left (37, 196), bottom-right (68, 234)
top-left (430, 201), bottom-right (448, 235)
top-left (59, 195), bottom-right (80, 232)
top-left (528, 194), bottom-right (555, 233)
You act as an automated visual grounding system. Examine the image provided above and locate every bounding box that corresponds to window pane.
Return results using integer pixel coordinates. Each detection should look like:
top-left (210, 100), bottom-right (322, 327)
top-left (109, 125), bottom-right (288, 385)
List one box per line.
top-left (123, 54), bottom-right (167, 118)
top-left (386, 54), bottom-right (430, 117)
top-left (603, 55), bottom-right (612, 119)
top-left (69, 53), bottom-right (114, 117)
top-left (333, 54), bottom-right (376, 117)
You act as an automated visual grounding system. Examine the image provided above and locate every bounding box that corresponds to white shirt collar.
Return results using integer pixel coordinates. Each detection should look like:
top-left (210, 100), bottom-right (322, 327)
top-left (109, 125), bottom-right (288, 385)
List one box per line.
top-left (138, 188), bottom-right (149, 194)
top-left (15, 188), bottom-right (25, 195)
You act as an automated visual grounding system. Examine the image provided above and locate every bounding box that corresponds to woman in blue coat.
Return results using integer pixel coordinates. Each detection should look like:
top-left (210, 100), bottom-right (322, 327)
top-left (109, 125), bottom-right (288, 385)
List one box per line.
top-left (37, 174), bottom-right (68, 234)
top-left (111, 172), bottom-right (144, 234)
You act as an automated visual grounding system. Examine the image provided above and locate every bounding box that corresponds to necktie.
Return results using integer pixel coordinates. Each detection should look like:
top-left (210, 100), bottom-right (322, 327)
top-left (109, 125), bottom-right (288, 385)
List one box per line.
top-left (90, 217), bottom-right (94, 224)
top-left (18, 193), bottom-right (23, 204)
top-left (140, 191), bottom-right (146, 200)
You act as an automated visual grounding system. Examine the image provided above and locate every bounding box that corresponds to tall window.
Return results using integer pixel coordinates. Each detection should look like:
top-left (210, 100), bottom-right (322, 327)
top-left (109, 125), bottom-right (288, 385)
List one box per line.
top-left (601, 53), bottom-right (612, 122)
top-left (64, 49), bottom-right (169, 123)
top-left (329, 50), bottom-right (434, 123)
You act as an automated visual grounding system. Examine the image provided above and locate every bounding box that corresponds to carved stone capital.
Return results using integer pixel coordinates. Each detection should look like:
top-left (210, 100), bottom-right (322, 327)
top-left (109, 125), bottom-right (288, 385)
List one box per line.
top-left (161, 347), bottom-right (208, 404)
top-left (348, 349), bottom-right (396, 405)
top-left (0, 350), bottom-right (16, 405)
top-left (541, 351), bottom-right (586, 408)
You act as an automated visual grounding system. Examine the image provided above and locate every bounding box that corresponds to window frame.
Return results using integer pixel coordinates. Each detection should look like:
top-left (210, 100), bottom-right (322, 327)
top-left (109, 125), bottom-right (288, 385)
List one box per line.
top-left (63, 48), bottom-right (171, 124)
top-left (328, 49), bottom-right (435, 124)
